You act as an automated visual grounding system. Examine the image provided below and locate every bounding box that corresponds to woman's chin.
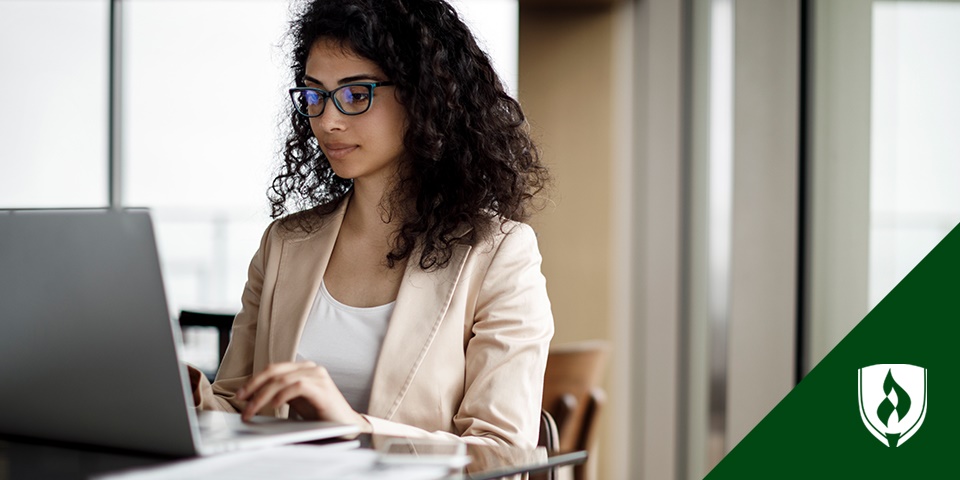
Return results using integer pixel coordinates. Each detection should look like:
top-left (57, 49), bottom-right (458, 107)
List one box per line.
top-left (327, 164), bottom-right (356, 181)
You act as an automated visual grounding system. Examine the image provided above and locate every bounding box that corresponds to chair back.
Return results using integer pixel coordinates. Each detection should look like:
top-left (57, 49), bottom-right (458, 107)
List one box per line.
top-left (533, 409), bottom-right (560, 480)
top-left (178, 310), bottom-right (235, 379)
top-left (542, 340), bottom-right (609, 480)
top-left (538, 409), bottom-right (560, 453)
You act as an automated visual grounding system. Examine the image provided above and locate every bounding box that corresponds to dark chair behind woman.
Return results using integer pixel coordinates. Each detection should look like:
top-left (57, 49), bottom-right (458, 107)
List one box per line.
top-left (178, 310), bottom-right (235, 380)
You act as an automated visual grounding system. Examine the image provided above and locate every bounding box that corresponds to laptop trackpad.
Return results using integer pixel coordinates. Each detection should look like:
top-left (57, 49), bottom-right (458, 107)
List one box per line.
top-left (198, 411), bottom-right (330, 435)
top-left (194, 410), bottom-right (360, 454)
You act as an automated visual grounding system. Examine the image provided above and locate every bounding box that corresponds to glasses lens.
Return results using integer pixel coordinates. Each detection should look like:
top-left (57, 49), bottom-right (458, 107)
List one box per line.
top-left (304, 90), bottom-right (326, 116)
top-left (292, 89), bottom-right (325, 117)
top-left (333, 85), bottom-right (372, 114)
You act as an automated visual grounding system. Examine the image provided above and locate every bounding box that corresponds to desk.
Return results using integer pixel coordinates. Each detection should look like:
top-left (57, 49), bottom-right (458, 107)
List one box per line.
top-left (0, 434), bottom-right (587, 480)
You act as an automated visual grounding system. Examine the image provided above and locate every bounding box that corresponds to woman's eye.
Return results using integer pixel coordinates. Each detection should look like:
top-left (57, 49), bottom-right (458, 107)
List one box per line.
top-left (342, 88), bottom-right (370, 104)
top-left (305, 91), bottom-right (322, 104)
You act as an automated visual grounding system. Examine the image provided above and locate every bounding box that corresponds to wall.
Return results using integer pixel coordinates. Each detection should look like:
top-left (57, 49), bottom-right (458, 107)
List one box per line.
top-left (518, 4), bottom-right (618, 479)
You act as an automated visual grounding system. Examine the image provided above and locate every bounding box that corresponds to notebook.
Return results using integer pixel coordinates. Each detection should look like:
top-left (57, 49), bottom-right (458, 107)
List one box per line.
top-left (0, 209), bottom-right (359, 456)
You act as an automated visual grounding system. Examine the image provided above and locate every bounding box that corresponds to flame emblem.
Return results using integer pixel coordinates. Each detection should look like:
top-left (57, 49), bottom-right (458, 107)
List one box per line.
top-left (877, 369), bottom-right (911, 428)
top-left (858, 364), bottom-right (926, 447)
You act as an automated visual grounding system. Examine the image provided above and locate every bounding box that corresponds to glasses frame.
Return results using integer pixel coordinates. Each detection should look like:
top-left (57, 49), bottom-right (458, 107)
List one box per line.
top-left (288, 81), bottom-right (395, 118)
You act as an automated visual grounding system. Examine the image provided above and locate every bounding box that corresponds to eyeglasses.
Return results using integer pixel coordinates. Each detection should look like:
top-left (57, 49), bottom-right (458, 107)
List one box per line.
top-left (289, 82), bottom-right (395, 117)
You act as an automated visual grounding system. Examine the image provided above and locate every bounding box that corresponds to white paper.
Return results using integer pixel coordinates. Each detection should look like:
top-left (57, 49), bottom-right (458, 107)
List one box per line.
top-left (96, 443), bottom-right (451, 480)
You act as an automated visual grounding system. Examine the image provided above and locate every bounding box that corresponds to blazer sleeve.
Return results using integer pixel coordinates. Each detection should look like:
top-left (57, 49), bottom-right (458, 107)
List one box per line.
top-left (364, 223), bottom-right (555, 447)
top-left (194, 222), bottom-right (274, 413)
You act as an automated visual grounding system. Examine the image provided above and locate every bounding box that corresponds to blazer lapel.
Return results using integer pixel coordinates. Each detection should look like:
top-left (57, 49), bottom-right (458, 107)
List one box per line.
top-left (268, 199), bottom-right (348, 364)
top-left (367, 243), bottom-right (472, 419)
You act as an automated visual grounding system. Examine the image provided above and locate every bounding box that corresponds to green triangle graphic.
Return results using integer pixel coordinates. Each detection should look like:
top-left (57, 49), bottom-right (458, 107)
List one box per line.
top-left (706, 222), bottom-right (960, 478)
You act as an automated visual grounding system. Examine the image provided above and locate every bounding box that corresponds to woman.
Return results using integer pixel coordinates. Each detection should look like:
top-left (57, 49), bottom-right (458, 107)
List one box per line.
top-left (192, 0), bottom-right (553, 448)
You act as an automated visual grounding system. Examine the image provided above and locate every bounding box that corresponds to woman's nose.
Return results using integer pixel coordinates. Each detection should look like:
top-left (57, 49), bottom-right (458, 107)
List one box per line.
top-left (315, 103), bottom-right (347, 132)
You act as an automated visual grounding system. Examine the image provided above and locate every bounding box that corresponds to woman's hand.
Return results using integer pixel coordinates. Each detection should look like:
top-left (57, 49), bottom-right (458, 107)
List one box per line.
top-left (187, 365), bottom-right (204, 407)
top-left (235, 361), bottom-right (372, 433)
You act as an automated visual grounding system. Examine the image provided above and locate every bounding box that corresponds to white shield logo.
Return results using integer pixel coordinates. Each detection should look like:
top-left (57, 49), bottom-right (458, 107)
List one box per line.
top-left (858, 364), bottom-right (927, 447)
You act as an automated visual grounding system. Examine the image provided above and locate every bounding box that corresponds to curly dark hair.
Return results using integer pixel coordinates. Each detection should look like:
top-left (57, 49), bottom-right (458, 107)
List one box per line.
top-left (270, 0), bottom-right (548, 270)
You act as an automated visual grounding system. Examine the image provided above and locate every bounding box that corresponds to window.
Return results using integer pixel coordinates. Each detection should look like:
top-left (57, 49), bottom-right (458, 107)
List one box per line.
top-left (1, 0), bottom-right (519, 372)
top-left (121, 0), bottom-right (519, 321)
top-left (868, 1), bottom-right (960, 306)
top-left (0, 0), bottom-right (109, 208)
top-left (122, 0), bottom-right (289, 317)
top-left (808, 0), bottom-right (960, 367)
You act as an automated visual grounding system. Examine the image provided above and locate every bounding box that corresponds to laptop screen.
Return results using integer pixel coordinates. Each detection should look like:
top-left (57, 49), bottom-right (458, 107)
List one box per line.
top-left (0, 209), bottom-right (198, 455)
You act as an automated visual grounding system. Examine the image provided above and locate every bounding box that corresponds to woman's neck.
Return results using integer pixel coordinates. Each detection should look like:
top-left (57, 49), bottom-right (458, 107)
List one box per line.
top-left (343, 180), bottom-right (406, 239)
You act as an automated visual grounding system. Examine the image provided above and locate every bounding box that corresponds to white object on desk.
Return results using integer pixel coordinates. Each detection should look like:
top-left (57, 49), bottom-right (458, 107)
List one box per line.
top-left (376, 438), bottom-right (471, 468)
top-left (95, 442), bottom-right (452, 480)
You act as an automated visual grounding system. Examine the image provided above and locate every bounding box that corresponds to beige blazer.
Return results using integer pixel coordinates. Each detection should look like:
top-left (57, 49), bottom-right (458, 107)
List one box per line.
top-left (195, 197), bottom-right (554, 448)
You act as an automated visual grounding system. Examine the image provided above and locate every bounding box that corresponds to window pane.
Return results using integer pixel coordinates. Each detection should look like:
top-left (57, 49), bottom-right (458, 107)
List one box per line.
top-left (122, 0), bottom-right (519, 323)
top-left (450, 0), bottom-right (519, 96)
top-left (808, 0), bottom-right (960, 368)
top-left (122, 0), bottom-right (287, 318)
top-left (869, 2), bottom-right (960, 305)
top-left (0, 0), bottom-right (109, 208)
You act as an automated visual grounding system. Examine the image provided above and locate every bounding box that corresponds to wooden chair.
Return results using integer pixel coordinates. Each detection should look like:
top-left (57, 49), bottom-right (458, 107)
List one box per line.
top-left (542, 340), bottom-right (609, 480)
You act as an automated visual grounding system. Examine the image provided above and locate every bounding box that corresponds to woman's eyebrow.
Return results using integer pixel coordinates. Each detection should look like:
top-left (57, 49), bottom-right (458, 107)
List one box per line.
top-left (303, 73), bottom-right (383, 87)
top-left (337, 74), bottom-right (382, 85)
top-left (303, 75), bottom-right (324, 87)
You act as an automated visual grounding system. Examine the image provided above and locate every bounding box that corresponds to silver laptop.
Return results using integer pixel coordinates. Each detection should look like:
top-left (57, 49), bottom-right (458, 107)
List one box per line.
top-left (0, 209), bottom-right (359, 456)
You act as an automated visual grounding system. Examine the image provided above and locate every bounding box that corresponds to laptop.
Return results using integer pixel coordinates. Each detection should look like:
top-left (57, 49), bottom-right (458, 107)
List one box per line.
top-left (0, 209), bottom-right (359, 456)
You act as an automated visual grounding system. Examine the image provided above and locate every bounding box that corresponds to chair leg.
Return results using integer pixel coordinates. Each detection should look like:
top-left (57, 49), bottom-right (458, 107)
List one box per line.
top-left (573, 389), bottom-right (605, 480)
top-left (553, 393), bottom-right (578, 449)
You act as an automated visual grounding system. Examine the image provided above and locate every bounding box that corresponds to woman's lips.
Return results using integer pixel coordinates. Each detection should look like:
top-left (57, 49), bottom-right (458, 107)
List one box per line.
top-left (323, 143), bottom-right (358, 160)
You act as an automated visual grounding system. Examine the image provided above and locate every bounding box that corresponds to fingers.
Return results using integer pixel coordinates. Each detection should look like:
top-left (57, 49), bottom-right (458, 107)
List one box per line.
top-left (238, 362), bottom-right (327, 420)
top-left (269, 381), bottom-right (319, 411)
top-left (242, 377), bottom-right (299, 420)
top-left (237, 362), bottom-right (306, 400)
top-left (235, 362), bottom-right (367, 429)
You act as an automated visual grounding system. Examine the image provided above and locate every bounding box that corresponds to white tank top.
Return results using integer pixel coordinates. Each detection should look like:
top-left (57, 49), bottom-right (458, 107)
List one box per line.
top-left (295, 281), bottom-right (394, 413)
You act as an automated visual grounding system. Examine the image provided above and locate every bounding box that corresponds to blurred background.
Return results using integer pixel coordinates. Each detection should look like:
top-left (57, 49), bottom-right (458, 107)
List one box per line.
top-left (2, 0), bottom-right (959, 478)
